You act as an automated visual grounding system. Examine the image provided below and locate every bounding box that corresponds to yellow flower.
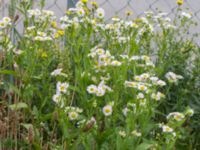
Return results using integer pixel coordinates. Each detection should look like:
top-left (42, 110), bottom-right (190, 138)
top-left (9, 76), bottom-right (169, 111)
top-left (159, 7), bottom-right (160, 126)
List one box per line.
top-left (66, 10), bottom-right (71, 15)
top-left (177, 0), bottom-right (183, 6)
top-left (57, 30), bottom-right (64, 36)
top-left (81, 0), bottom-right (88, 4)
top-left (91, 1), bottom-right (98, 8)
top-left (54, 33), bottom-right (60, 39)
top-left (51, 21), bottom-right (57, 28)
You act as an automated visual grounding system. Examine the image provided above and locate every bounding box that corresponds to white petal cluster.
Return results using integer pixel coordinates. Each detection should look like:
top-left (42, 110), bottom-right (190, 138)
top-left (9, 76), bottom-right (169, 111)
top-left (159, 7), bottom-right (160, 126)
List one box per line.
top-left (51, 68), bottom-right (63, 76)
top-left (56, 82), bottom-right (69, 94)
top-left (87, 80), bottom-right (112, 97)
top-left (65, 106), bottom-right (83, 121)
top-left (0, 17), bottom-right (11, 29)
top-left (165, 72), bottom-right (183, 83)
top-left (167, 112), bottom-right (185, 121)
top-left (162, 125), bottom-right (173, 133)
top-left (102, 105), bottom-right (112, 116)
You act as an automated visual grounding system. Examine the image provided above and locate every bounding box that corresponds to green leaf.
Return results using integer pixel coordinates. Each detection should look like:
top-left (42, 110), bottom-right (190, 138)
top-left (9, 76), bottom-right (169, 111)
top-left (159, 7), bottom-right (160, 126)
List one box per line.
top-left (9, 102), bottom-right (28, 110)
top-left (0, 70), bottom-right (17, 76)
top-left (21, 123), bottom-right (33, 130)
top-left (136, 143), bottom-right (153, 150)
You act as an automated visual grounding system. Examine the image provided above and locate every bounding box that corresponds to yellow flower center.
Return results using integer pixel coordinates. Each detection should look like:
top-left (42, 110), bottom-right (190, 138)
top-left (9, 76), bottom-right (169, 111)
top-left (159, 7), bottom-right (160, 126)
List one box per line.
top-left (60, 86), bottom-right (65, 91)
top-left (71, 113), bottom-right (77, 118)
top-left (139, 85), bottom-right (145, 91)
top-left (0, 22), bottom-right (5, 27)
top-left (90, 87), bottom-right (94, 91)
top-left (165, 127), bottom-right (171, 131)
top-left (105, 108), bottom-right (111, 113)
top-left (177, 0), bottom-right (183, 5)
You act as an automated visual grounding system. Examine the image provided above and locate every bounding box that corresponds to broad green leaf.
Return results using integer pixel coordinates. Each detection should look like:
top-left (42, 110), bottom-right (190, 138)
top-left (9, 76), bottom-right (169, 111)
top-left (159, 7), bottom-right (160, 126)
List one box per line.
top-left (9, 102), bottom-right (28, 110)
top-left (136, 143), bottom-right (153, 150)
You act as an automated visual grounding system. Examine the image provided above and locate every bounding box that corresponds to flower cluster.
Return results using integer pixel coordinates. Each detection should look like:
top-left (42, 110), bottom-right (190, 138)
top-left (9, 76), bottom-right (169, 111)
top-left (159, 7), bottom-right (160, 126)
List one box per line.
top-left (165, 72), bottom-right (183, 83)
top-left (0, 17), bottom-right (11, 29)
top-left (3, 0), bottom-right (196, 148)
top-left (52, 74), bottom-right (69, 107)
top-left (65, 106), bottom-right (83, 120)
top-left (27, 9), bottom-right (55, 21)
top-left (167, 112), bottom-right (185, 121)
top-left (159, 108), bottom-right (194, 142)
top-left (88, 47), bottom-right (122, 70)
top-left (87, 80), bottom-right (112, 97)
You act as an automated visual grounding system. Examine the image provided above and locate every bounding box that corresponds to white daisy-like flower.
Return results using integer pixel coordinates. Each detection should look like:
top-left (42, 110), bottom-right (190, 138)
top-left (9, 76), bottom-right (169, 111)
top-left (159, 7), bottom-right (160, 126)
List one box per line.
top-left (87, 81), bottom-right (111, 97)
top-left (68, 111), bottom-right (78, 120)
top-left (52, 94), bottom-right (61, 103)
top-left (118, 130), bottom-right (126, 137)
top-left (56, 82), bottom-right (69, 94)
top-left (103, 105), bottom-right (112, 116)
top-left (3, 17), bottom-right (11, 24)
top-left (27, 9), bottom-right (41, 17)
top-left (124, 81), bottom-right (137, 88)
top-left (96, 87), bottom-right (106, 97)
top-left (37, 31), bottom-right (46, 37)
top-left (87, 85), bottom-right (98, 94)
top-left (77, 8), bottom-right (85, 17)
top-left (141, 55), bottom-right (150, 61)
top-left (156, 80), bottom-right (166, 86)
top-left (27, 26), bottom-right (36, 31)
top-left (172, 132), bottom-right (176, 137)
top-left (137, 84), bottom-right (147, 91)
top-left (122, 107), bottom-right (129, 116)
top-left (131, 130), bottom-right (142, 137)
top-left (34, 36), bottom-right (44, 41)
top-left (185, 108), bottom-right (194, 117)
top-left (96, 81), bottom-right (112, 96)
top-left (129, 56), bottom-right (140, 61)
top-left (151, 92), bottom-right (165, 101)
top-left (165, 72), bottom-right (183, 83)
top-left (96, 48), bottom-right (105, 55)
top-left (96, 8), bottom-right (105, 19)
top-left (181, 12), bottom-right (192, 19)
top-left (140, 73), bottom-right (150, 80)
top-left (51, 68), bottom-right (63, 76)
top-left (75, 1), bottom-right (84, 8)
top-left (0, 20), bottom-right (6, 29)
top-left (111, 60), bottom-right (122, 66)
top-left (167, 112), bottom-right (185, 121)
top-left (145, 61), bottom-right (155, 67)
top-left (42, 10), bottom-right (54, 16)
top-left (150, 76), bottom-right (159, 83)
top-left (137, 93), bottom-right (145, 99)
top-left (134, 75), bottom-right (142, 81)
top-left (98, 54), bottom-right (108, 65)
top-left (52, 94), bottom-right (64, 107)
top-left (162, 125), bottom-right (173, 133)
